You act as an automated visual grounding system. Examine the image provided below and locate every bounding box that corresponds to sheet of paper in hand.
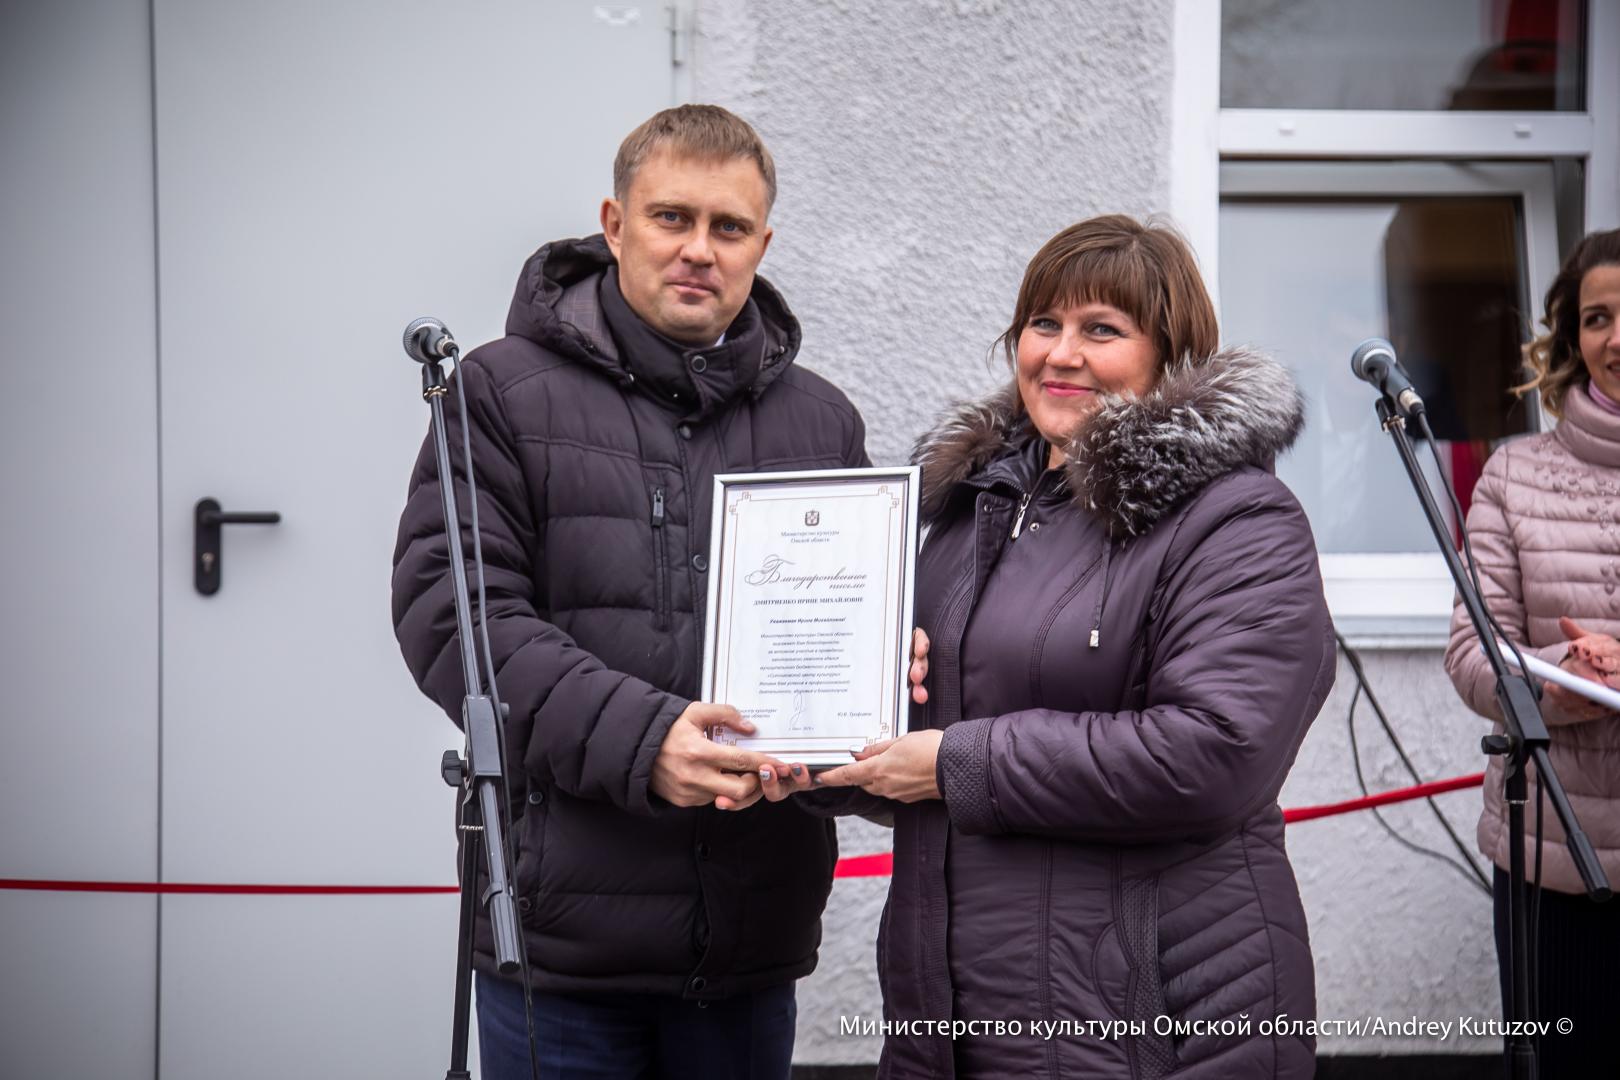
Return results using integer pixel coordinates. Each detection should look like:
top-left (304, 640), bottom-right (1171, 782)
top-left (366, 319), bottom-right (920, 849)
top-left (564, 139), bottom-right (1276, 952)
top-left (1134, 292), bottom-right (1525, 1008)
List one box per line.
top-left (702, 467), bottom-right (919, 765)
top-left (1495, 639), bottom-right (1620, 712)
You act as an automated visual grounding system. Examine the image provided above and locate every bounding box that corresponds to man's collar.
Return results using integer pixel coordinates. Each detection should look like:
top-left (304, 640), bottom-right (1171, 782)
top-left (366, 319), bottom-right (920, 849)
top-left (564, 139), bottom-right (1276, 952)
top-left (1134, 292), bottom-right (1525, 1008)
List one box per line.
top-left (597, 267), bottom-right (764, 417)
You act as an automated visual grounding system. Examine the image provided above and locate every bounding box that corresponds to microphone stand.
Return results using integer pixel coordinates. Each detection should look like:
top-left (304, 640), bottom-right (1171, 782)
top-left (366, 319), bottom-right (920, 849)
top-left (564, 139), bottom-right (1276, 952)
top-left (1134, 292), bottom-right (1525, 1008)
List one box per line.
top-left (417, 353), bottom-right (524, 1079)
top-left (1372, 396), bottom-right (1611, 1080)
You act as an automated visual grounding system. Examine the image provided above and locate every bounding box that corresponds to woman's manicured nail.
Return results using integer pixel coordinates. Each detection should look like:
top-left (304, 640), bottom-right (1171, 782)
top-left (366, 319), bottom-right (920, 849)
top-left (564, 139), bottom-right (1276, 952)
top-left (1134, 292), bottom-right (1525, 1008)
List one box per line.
top-left (760, 767), bottom-right (773, 782)
top-left (791, 764), bottom-right (803, 777)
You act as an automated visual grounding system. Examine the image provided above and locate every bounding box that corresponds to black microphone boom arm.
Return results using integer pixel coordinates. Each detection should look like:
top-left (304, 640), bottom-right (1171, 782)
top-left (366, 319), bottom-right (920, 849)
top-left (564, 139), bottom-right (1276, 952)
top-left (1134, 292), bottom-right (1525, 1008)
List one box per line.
top-left (1368, 394), bottom-right (1608, 1080)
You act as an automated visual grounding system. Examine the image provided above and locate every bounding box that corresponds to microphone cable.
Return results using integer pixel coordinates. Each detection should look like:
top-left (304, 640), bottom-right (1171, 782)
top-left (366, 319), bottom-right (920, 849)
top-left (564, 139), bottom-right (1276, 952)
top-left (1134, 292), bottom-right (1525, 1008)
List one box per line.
top-left (445, 347), bottom-right (544, 1080)
top-left (1414, 410), bottom-right (1546, 1043)
top-left (1414, 413), bottom-right (1539, 691)
top-left (1532, 776), bottom-right (1544, 1054)
top-left (1335, 629), bottom-right (1491, 896)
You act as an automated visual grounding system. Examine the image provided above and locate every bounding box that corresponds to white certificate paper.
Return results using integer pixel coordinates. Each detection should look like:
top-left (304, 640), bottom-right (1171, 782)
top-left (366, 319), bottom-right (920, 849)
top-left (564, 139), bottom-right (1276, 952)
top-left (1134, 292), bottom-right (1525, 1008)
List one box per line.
top-left (702, 467), bottom-right (919, 765)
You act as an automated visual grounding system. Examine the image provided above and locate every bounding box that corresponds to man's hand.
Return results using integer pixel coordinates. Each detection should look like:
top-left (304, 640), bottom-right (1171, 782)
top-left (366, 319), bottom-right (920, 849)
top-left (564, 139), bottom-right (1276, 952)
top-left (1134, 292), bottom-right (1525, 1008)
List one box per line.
top-left (814, 729), bottom-right (944, 803)
top-left (651, 703), bottom-right (796, 810)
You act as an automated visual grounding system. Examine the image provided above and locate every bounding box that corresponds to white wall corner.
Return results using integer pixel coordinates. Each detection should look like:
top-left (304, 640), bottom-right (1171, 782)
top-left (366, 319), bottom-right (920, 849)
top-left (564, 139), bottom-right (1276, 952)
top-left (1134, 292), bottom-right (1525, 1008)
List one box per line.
top-left (1169, 0), bottom-right (1221, 306)
top-left (670, 0), bottom-right (695, 104)
top-left (1586, 0), bottom-right (1619, 230)
top-left (685, 0), bottom-right (759, 107)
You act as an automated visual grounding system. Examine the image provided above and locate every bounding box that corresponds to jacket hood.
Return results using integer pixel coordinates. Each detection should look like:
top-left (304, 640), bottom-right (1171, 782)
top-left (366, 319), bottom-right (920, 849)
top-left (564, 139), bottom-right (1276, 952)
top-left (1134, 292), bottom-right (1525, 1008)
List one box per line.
top-left (914, 346), bottom-right (1306, 538)
top-left (503, 234), bottom-right (802, 395)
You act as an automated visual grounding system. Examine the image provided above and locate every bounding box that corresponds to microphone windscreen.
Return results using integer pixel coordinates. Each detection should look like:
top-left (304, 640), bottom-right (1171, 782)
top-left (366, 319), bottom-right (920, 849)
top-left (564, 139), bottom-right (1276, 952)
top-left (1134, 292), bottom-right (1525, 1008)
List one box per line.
top-left (1350, 337), bottom-right (1396, 380)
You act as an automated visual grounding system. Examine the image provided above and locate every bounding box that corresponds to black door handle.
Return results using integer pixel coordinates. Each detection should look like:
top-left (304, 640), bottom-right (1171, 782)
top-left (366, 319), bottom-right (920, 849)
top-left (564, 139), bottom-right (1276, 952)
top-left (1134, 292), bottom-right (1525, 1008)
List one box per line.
top-left (195, 497), bottom-right (281, 596)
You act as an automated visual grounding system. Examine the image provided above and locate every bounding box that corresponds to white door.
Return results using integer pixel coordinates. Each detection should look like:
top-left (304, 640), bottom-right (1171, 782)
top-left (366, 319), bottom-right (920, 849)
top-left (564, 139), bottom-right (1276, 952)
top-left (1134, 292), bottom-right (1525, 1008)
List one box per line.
top-left (152, 3), bottom-right (672, 1076)
top-left (0, 3), bottom-right (161, 1078)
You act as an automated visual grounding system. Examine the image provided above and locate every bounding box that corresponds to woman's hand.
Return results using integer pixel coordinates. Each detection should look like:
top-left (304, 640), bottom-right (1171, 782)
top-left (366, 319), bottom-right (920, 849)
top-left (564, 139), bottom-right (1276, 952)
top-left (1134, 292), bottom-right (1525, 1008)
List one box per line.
top-left (1544, 616), bottom-right (1619, 721)
top-left (1559, 616), bottom-right (1620, 678)
top-left (909, 628), bottom-right (931, 705)
top-left (754, 759), bottom-right (816, 803)
top-left (752, 627), bottom-right (932, 804)
top-left (815, 729), bottom-right (944, 803)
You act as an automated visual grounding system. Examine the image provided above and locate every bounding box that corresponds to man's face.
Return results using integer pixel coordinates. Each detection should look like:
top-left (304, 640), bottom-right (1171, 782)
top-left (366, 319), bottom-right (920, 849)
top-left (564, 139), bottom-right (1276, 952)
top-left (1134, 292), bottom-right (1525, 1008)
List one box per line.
top-left (601, 148), bottom-right (773, 345)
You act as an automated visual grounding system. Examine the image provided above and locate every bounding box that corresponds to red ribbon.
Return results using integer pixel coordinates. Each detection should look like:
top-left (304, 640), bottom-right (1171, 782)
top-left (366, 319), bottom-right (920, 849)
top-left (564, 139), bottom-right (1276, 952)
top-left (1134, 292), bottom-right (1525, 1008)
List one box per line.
top-left (0, 880), bottom-right (457, 894)
top-left (832, 852), bottom-right (894, 879)
top-left (0, 773), bottom-right (1487, 894)
top-left (1279, 771), bottom-right (1485, 824)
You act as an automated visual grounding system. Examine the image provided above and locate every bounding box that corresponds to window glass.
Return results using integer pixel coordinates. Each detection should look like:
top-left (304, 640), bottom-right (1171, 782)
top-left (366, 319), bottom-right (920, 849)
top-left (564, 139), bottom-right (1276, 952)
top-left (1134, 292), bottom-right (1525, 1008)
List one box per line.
top-left (1220, 194), bottom-right (1534, 553)
top-left (1221, 0), bottom-right (1586, 112)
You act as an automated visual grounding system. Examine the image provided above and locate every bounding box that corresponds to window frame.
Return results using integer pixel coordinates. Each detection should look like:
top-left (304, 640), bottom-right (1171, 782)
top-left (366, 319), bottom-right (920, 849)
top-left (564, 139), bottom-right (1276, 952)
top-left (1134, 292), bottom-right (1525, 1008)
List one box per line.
top-left (1222, 159), bottom-right (1559, 643)
top-left (1171, 0), bottom-right (1618, 646)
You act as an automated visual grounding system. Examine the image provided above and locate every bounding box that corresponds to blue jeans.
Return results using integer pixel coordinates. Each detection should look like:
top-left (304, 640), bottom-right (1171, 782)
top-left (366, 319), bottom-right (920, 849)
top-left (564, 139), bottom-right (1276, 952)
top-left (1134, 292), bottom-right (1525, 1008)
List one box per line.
top-left (475, 972), bottom-right (797, 1080)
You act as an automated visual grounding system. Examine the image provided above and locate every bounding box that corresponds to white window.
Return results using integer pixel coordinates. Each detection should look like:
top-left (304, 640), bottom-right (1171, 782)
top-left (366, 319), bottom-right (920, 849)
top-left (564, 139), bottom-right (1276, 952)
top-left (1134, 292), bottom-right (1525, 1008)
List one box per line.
top-left (1221, 161), bottom-right (1560, 638)
top-left (1221, 0), bottom-right (1587, 114)
top-left (1171, 0), bottom-right (1619, 644)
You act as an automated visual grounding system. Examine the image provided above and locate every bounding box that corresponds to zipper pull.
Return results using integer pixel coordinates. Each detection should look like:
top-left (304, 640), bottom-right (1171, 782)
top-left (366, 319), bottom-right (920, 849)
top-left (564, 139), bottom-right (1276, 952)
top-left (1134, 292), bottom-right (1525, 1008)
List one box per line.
top-left (651, 487), bottom-right (666, 527)
top-left (1010, 492), bottom-right (1032, 539)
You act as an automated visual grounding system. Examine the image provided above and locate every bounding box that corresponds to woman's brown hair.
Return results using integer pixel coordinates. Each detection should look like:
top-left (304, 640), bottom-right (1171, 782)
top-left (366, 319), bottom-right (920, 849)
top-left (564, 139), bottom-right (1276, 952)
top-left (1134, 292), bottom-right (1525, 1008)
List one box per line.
top-left (1518, 227), bottom-right (1620, 418)
top-left (997, 214), bottom-right (1218, 375)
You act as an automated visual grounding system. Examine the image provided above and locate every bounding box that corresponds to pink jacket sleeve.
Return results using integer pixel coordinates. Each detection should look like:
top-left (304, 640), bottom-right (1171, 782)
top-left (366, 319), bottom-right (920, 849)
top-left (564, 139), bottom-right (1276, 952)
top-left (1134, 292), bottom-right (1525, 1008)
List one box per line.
top-left (1443, 452), bottom-right (1585, 724)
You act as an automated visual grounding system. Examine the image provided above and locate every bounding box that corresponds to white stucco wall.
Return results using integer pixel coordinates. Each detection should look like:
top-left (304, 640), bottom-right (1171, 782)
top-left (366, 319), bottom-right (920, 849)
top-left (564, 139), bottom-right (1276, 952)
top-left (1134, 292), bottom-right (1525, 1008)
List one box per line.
top-left (694, 0), bottom-right (1503, 1064)
top-left (694, 0), bottom-right (1175, 468)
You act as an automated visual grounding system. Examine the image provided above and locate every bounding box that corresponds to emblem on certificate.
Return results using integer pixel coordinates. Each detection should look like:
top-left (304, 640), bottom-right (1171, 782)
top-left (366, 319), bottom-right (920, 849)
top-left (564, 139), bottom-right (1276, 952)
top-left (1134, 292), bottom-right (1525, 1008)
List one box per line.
top-left (701, 467), bottom-right (920, 765)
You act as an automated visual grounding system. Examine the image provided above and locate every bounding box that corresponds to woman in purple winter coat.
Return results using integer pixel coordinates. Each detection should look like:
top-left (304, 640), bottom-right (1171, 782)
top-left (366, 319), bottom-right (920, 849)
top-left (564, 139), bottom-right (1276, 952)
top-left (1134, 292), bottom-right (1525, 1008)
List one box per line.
top-left (816, 216), bottom-right (1337, 1079)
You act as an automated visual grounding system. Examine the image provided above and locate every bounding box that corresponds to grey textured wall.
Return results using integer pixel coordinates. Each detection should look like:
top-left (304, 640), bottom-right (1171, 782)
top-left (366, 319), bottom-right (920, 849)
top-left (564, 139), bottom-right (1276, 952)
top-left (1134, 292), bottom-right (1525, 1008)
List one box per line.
top-left (694, 0), bottom-right (1504, 1065)
top-left (695, 0), bottom-right (1174, 467)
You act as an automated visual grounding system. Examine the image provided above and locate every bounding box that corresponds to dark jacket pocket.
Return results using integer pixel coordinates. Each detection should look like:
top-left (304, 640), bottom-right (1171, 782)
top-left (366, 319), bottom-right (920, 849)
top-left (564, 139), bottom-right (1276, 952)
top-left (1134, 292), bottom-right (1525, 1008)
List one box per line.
top-left (1118, 873), bottom-right (1177, 1079)
top-left (513, 783), bottom-right (550, 909)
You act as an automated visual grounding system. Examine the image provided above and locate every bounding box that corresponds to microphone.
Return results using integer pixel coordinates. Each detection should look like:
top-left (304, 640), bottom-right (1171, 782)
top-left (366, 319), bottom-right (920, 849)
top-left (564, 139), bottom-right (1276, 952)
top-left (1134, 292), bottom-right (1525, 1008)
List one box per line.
top-left (1350, 337), bottom-right (1425, 417)
top-left (403, 317), bottom-right (459, 364)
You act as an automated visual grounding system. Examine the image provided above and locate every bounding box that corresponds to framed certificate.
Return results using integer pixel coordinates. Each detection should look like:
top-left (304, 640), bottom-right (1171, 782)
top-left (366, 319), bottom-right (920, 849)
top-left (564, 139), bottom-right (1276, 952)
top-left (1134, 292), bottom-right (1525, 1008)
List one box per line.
top-left (701, 467), bottom-right (920, 766)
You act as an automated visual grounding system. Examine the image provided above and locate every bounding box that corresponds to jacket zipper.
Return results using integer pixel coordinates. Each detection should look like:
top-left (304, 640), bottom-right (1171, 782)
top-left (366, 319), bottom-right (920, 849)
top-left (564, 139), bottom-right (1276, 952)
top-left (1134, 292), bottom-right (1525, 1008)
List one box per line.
top-left (1010, 491), bottom-right (1033, 539)
top-left (673, 433), bottom-right (705, 667)
top-left (651, 485), bottom-right (671, 630)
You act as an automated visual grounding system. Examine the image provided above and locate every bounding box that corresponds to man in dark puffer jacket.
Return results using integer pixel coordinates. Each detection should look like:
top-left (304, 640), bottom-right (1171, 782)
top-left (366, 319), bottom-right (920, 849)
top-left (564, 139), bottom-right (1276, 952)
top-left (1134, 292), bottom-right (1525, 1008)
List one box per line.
top-left (391, 105), bottom-right (868, 1079)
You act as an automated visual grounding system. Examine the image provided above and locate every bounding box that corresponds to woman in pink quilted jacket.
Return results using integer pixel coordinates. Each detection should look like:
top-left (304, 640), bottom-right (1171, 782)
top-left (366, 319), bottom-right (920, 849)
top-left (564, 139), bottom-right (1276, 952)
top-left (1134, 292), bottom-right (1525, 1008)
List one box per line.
top-left (1444, 227), bottom-right (1620, 1076)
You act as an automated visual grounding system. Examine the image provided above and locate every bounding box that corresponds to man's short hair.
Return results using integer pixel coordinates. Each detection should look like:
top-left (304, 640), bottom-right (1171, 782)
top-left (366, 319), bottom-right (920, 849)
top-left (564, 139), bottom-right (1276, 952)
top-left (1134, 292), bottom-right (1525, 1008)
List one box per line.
top-left (613, 104), bottom-right (777, 212)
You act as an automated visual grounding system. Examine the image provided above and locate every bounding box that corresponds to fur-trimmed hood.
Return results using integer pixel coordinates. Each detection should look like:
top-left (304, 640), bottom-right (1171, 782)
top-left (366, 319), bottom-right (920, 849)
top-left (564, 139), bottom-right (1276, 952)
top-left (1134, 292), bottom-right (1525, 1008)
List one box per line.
top-left (914, 346), bottom-right (1306, 538)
